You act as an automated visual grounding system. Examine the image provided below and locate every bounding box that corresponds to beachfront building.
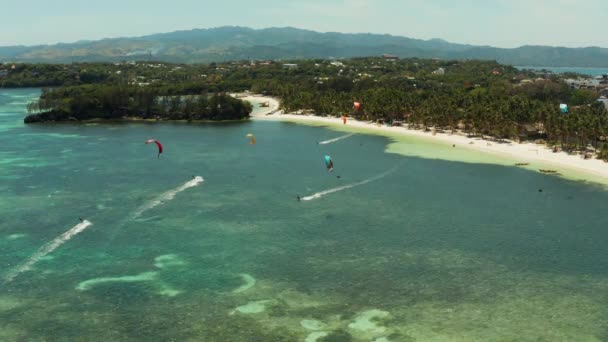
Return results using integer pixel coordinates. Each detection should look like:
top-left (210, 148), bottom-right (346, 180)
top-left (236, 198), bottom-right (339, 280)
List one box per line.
top-left (518, 124), bottom-right (543, 140)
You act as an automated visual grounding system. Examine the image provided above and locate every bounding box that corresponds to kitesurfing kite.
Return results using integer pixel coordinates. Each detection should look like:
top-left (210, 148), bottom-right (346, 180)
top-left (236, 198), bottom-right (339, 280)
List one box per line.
top-left (246, 133), bottom-right (256, 145)
top-left (146, 139), bottom-right (163, 158)
top-left (560, 103), bottom-right (569, 114)
top-left (324, 155), bottom-right (334, 172)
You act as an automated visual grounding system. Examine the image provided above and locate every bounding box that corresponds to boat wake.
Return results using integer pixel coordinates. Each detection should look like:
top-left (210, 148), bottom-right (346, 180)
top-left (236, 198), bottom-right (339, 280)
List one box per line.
top-left (319, 133), bottom-right (355, 145)
top-left (4, 220), bottom-right (93, 283)
top-left (302, 167), bottom-right (397, 201)
top-left (131, 176), bottom-right (204, 220)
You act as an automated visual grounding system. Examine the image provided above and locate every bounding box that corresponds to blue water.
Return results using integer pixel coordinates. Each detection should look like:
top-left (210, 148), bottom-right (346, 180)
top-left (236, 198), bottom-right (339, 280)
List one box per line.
top-left (1, 88), bottom-right (608, 341)
top-left (518, 66), bottom-right (608, 76)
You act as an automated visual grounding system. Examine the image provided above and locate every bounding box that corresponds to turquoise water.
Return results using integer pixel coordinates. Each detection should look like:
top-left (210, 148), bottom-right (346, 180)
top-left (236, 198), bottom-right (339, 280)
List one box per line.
top-left (517, 66), bottom-right (608, 76)
top-left (2, 89), bottom-right (608, 341)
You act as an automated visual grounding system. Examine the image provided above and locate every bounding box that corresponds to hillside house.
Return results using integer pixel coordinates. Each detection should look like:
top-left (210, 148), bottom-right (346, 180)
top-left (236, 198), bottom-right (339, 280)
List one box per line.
top-left (382, 54), bottom-right (399, 61)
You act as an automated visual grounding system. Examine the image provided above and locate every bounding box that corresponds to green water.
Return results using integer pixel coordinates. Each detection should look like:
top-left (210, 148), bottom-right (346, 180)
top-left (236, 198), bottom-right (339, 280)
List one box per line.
top-left (2, 89), bottom-right (608, 341)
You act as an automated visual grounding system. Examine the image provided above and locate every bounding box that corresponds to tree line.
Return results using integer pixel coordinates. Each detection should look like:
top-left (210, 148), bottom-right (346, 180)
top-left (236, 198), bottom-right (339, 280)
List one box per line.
top-left (13, 57), bottom-right (608, 158)
top-left (25, 84), bottom-right (252, 122)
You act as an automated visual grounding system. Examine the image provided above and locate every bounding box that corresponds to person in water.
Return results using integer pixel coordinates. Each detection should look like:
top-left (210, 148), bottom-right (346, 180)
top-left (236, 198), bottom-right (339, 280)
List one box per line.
top-left (297, 195), bottom-right (301, 201)
top-left (79, 217), bottom-right (84, 223)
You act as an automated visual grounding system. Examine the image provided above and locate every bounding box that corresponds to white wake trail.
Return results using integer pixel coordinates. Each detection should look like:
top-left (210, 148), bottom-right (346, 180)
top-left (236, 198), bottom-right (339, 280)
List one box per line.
top-left (319, 133), bottom-right (355, 145)
top-left (131, 176), bottom-right (204, 220)
top-left (302, 167), bottom-right (398, 201)
top-left (4, 220), bottom-right (93, 283)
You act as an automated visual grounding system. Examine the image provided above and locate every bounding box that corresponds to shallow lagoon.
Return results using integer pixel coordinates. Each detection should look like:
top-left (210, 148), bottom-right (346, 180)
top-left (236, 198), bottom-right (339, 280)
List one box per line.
top-left (1, 89), bottom-right (608, 341)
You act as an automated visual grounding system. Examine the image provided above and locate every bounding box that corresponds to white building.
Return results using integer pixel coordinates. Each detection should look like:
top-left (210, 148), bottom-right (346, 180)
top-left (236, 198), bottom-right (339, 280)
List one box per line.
top-left (598, 97), bottom-right (608, 111)
top-left (432, 68), bottom-right (445, 76)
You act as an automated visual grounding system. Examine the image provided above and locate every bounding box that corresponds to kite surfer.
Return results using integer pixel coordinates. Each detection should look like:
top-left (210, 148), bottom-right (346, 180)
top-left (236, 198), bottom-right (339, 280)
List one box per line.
top-left (146, 139), bottom-right (163, 158)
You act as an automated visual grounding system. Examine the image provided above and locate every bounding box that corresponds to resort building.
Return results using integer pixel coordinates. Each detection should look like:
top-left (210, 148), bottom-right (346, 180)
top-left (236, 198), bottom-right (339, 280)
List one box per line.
top-left (565, 78), bottom-right (601, 90)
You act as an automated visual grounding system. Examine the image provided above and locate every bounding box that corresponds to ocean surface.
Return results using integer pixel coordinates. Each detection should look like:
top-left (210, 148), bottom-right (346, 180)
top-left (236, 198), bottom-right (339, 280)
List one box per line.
top-left (517, 66), bottom-right (608, 77)
top-left (2, 88), bottom-right (608, 341)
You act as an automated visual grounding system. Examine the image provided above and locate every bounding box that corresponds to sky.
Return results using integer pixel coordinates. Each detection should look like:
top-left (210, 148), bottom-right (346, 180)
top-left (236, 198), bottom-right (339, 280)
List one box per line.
top-left (1, 0), bottom-right (606, 48)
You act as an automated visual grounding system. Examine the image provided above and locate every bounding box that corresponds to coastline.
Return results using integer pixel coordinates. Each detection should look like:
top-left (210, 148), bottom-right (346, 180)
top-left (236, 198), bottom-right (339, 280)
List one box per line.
top-left (241, 94), bottom-right (608, 184)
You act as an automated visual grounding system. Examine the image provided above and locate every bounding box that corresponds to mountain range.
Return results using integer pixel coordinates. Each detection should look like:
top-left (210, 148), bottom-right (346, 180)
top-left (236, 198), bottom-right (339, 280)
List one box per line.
top-left (1, 26), bottom-right (607, 67)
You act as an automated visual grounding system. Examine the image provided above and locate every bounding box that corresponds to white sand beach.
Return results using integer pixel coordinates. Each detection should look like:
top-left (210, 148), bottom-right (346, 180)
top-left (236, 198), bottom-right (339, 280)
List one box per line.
top-left (239, 94), bottom-right (608, 183)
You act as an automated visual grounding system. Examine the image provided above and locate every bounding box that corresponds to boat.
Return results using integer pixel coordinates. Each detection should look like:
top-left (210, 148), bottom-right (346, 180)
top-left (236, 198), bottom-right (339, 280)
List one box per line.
top-left (539, 169), bottom-right (558, 174)
top-left (515, 163), bottom-right (529, 166)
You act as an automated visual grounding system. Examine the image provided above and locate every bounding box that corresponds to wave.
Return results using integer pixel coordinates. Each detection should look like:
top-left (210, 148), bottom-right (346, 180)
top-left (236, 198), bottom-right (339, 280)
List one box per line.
top-left (318, 133), bottom-right (355, 145)
top-left (4, 220), bottom-right (93, 283)
top-left (302, 167), bottom-right (398, 201)
top-left (131, 176), bottom-right (204, 220)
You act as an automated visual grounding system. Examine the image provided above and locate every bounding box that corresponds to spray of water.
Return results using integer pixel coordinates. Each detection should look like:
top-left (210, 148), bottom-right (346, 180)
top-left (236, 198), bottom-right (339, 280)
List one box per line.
top-left (131, 176), bottom-right (204, 220)
top-left (318, 133), bottom-right (355, 145)
top-left (302, 167), bottom-right (398, 201)
top-left (4, 220), bottom-right (93, 283)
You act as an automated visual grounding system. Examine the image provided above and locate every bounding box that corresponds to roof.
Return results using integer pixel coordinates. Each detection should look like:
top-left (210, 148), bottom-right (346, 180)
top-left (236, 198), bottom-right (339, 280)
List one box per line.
top-left (382, 54), bottom-right (398, 59)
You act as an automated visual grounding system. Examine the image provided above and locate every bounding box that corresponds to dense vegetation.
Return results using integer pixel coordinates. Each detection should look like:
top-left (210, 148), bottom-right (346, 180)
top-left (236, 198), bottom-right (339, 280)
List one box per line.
top-left (1, 26), bottom-right (608, 66)
top-left (16, 62), bottom-right (254, 122)
top-left (25, 86), bottom-right (252, 122)
top-left (10, 57), bottom-right (608, 159)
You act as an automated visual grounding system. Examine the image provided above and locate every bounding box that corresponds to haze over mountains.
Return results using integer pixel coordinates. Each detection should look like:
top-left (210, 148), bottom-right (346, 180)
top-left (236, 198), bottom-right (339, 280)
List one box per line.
top-left (1, 26), bottom-right (607, 67)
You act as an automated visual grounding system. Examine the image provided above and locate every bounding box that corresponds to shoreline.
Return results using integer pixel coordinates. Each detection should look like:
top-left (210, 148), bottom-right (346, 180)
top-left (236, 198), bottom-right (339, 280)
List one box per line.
top-left (23, 116), bottom-right (251, 125)
top-left (240, 94), bottom-right (608, 183)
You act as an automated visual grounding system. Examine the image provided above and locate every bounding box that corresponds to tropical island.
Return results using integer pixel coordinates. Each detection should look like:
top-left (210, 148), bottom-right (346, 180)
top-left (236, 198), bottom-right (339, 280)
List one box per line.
top-left (5, 57), bottom-right (608, 159)
top-left (24, 86), bottom-right (253, 122)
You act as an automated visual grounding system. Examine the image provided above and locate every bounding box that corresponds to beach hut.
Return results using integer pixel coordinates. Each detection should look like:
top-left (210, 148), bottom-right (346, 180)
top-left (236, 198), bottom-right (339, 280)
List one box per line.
top-left (519, 124), bottom-right (540, 140)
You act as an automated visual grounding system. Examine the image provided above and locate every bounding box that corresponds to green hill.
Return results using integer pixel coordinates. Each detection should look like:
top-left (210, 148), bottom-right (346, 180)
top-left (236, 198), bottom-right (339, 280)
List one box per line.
top-left (1, 26), bottom-right (607, 67)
